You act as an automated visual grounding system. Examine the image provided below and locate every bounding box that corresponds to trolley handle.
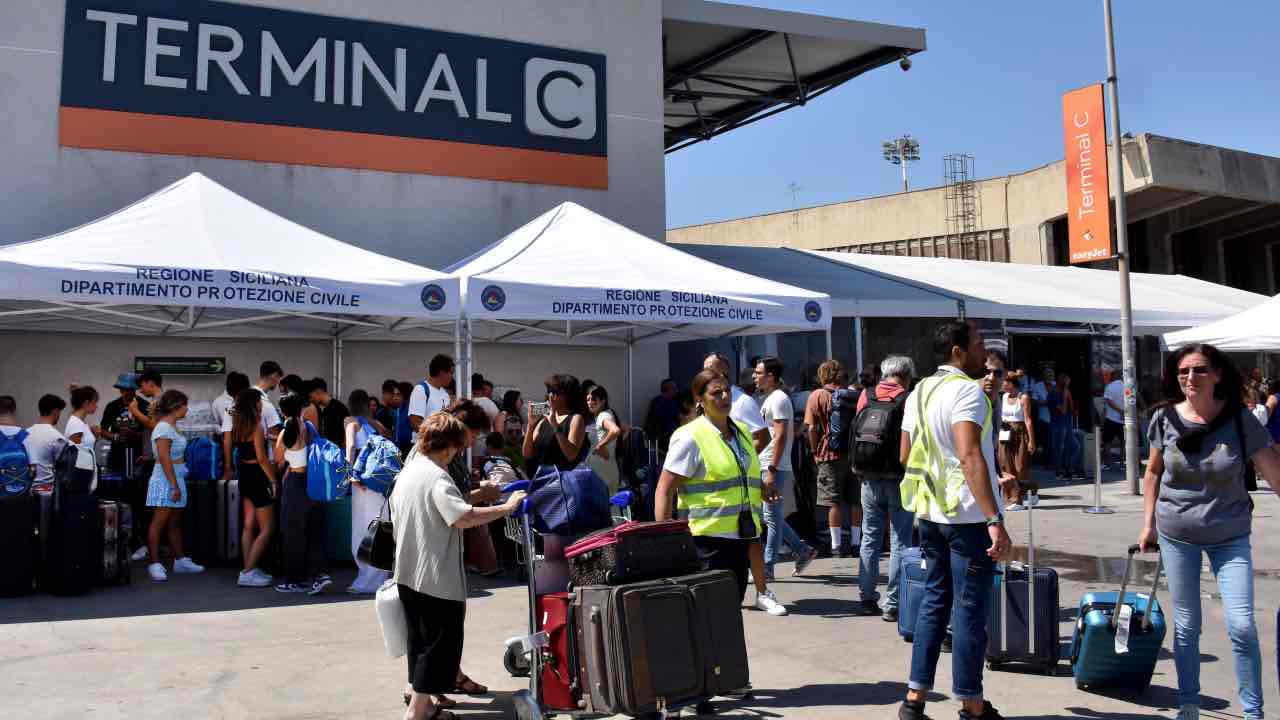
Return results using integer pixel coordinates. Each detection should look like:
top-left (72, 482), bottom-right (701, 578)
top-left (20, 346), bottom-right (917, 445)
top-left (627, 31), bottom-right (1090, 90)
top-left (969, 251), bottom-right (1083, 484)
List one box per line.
top-left (501, 480), bottom-right (530, 494)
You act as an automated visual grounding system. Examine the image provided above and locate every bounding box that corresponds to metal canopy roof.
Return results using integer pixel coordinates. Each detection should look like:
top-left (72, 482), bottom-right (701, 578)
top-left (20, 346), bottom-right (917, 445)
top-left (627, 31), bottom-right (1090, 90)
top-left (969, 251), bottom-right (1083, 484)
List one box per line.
top-left (661, 0), bottom-right (926, 153)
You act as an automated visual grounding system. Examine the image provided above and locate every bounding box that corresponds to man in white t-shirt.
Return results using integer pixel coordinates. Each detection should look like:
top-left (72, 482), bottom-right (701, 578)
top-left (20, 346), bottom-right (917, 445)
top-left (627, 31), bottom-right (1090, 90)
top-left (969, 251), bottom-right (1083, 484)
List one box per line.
top-left (753, 357), bottom-right (817, 580)
top-left (897, 320), bottom-right (1011, 720)
top-left (702, 353), bottom-right (788, 617)
top-left (25, 394), bottom-right (69, 488)
top-left (408, 354), bottom-right (455, 432)
top-left (1102, 369), bottom-right (1127, 468)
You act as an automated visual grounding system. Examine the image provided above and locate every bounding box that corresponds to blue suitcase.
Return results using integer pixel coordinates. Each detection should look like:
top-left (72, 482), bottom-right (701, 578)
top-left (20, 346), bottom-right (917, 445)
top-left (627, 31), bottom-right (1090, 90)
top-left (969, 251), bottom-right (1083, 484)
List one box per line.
top-left (1070, 544), bottom-right (1166, 690)
top-left (898, 545), bottom-right (927, 641)
top-left (987, 500), bottom-right (1060, 674)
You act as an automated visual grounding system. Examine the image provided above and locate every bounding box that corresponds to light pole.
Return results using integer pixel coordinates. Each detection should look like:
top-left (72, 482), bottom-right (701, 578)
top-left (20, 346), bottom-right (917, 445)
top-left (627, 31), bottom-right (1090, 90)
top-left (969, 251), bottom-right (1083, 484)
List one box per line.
top-left (883, 135), bottom-right (920, 192)
top-left (1103, 0), bottom-right (1139, 495)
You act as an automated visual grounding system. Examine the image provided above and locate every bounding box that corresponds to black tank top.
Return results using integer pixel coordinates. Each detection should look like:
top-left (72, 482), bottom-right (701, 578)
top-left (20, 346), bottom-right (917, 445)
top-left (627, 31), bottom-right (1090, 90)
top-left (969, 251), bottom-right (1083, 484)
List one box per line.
top-left (531, 413), bottom-right (587, 472)
top-left (235, 438), bottom-right (257, 463)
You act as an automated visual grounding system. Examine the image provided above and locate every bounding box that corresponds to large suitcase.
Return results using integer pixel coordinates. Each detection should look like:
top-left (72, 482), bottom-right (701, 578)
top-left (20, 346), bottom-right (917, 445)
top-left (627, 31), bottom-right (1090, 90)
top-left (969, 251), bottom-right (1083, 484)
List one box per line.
top-left (574, 578), bottom-right (705, 715)
top-left (677, 570), bottom-right (750, 696)
top-left (41, 491), bottom-right (100, 595)
top-left (987, 501), bottom-right (1060, 673)
top-left (0, 493), bottom-right (35, 597)
top-left (564, 520), bottom-right (701, 587)
top-left (898, 545), bottom-right (927, 641)
top-left (183, 474), bottom-right (222, 567)
top-left (223, 478), bottom-right (241, 563)
top-left (1070, 545), bottom-right (1166, 690)
top-left (538, 592), bottom-right (579, 712)
top-left (98, 500), bottom-right (133, 585)
top-left (325, 493), bottom-right (354, 564)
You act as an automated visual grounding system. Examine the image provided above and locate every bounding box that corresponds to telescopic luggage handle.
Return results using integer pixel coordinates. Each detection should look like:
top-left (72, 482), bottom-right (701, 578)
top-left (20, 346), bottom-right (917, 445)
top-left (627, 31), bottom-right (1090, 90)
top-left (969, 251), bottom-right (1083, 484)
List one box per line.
top-left (1114, 544), bottom-right (1162, 631)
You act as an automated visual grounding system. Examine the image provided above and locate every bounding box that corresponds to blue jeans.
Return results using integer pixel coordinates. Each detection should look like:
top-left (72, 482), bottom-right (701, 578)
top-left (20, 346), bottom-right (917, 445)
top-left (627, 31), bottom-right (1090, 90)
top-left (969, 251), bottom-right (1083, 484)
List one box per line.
top-left (763, 470), bottom-right (809, 569)
top-left (908, 520), bottom-right (994, 702)
top-left (1050, 421), bottom-right (1072, 473)
top-left (1160, 533), bottom-right (1262, 718)
top-left (859, 477), bottom-right (915, 609)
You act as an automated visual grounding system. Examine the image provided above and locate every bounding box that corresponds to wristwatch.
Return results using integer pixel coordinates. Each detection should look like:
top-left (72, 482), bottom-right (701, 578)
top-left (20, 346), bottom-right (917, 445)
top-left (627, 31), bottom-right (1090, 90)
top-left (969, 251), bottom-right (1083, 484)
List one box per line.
top-left (986, 516), bottom-right (1004, 528)
top-left (766, 465), bottom-right (778, 474)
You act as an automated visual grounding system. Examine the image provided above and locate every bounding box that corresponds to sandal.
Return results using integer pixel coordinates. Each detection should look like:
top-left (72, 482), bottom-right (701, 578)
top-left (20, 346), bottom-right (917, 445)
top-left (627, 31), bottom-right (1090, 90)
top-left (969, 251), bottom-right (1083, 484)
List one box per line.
top-left (402, 693), bottom-right (456, 709)
top-left (454, 672), bottom-right (488, 695)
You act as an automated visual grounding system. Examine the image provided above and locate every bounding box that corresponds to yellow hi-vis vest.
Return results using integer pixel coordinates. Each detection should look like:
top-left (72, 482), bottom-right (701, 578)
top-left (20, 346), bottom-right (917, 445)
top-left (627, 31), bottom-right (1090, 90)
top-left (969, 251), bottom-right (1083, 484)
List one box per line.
top-left (901, 372), bottom-right (993, 518)
top-left (674, 415), bottom-right (763, 539)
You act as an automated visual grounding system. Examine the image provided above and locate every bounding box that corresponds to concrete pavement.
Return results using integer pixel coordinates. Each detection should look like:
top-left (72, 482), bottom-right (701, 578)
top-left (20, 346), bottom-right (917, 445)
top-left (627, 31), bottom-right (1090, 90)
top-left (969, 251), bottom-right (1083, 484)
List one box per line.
top-left (3, 469), bottom-right (1277, 719)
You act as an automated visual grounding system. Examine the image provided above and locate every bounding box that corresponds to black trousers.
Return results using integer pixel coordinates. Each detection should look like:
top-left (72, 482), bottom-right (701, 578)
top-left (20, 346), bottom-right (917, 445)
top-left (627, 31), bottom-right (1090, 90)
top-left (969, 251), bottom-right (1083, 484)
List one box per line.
top-left (280, 472), bottom-right (327, 583)
top-left (400, 585), bottom-right (467, 694)
top-left (693, 536), bottom-right (751, 602)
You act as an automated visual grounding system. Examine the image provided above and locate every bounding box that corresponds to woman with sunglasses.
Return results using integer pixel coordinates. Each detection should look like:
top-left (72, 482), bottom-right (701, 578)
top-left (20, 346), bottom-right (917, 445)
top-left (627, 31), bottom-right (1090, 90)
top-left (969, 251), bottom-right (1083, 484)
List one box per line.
top-left (1137, 344), bottom-right (1280, 720)
top-left (522, 375), bottom-right (588, 475)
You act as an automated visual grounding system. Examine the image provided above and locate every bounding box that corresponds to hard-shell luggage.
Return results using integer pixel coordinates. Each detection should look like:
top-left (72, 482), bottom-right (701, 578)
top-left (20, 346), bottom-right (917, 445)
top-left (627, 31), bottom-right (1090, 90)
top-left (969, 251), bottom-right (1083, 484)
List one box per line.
top-left (564, 519), bottom-right (701, 587)
top-left (98, 500), bottom-right (132, 586)
top-left (223, 478), bottom-right (241, 563)
top-left (325, 493), bottom-right (354, 564)
top-left (538, 592), bottom-right (579, 711)
top-left (898, 544), bottom-right (927, 641)
top-left (1070, 545), bottom-right (1166, 690)
top-left (41, 492), bottom-right (100, 595)
top-left (96, 471), bottom-right (130, 503)
top-left (676, 570), bottom-right (750, 695)
top-left (574, 578), bottom-right (704, 715)
top-left (0, 493), bottom-right (35, 597)
top-left (183, 475), bottom-right (221, 567)
top-left (987, 501), bottom-right (1059, 673)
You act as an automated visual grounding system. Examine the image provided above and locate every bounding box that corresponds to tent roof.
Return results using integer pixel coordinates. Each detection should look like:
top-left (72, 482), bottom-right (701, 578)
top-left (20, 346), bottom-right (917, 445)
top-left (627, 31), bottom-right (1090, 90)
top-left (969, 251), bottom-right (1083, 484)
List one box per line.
top-left (449, 202), bottom-right (830, 345)
top-left (807, 251), bottom-right (1267, 331)
top-left (0, 173), bottom-right (459, 338)
top-left (1164, 293), bottom-right (1280, 352)
top-left (673, 244), bottom-right (964, 317)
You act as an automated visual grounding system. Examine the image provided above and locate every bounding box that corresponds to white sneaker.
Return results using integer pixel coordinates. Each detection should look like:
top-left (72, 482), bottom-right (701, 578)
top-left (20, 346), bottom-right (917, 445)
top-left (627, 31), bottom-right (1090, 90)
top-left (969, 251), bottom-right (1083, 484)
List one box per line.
top-left (252, 568), bottom-right (274, 584)
top-left (148, 562), bottom-right (168, 582)
top-left (131, 546), bottom-right (150, 562)
top-left (237, 569), bottom-right (272, 588)
top-left (173, 557), bottom-right (205, 574)
top-left (754, 590), bottom-right (789, 616)
top-left (1175, 705), bottom-right (1198, 720)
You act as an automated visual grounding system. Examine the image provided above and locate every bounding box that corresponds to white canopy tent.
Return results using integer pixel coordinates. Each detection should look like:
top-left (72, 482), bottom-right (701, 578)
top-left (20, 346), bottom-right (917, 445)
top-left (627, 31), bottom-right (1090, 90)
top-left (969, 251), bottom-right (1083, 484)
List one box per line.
top-left (1163, 293), bottom-right (1280, 351)
top-left (448, 202), bottom-right (831, 416)
top-left (0, 173), bottom-right (460, 393)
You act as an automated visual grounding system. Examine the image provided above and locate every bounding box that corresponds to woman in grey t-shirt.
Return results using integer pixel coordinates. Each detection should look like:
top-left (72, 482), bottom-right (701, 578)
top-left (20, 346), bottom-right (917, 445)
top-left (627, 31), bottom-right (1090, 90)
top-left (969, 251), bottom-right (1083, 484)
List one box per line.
top-left (1137, 344), bottom-right (1280, 720)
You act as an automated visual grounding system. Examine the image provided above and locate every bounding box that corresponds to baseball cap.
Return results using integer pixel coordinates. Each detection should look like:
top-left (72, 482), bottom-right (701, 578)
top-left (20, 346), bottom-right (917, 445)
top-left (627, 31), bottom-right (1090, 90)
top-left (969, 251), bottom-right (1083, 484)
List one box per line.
top-left (113, 372), bottom-right (140, 391)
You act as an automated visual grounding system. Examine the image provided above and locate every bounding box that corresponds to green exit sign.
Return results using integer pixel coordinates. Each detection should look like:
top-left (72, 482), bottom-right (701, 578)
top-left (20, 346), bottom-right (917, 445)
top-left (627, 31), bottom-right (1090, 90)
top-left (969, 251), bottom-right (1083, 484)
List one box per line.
top-left (133, 357), bottom-right (227, 375)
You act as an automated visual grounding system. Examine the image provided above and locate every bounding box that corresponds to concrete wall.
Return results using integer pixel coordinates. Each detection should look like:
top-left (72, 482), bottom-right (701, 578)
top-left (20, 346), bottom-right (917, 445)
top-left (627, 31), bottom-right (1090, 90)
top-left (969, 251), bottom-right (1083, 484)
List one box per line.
top-left (0, 331), bottom-right (668, 426)
top-left (0, 0), bottom-right (667, 266)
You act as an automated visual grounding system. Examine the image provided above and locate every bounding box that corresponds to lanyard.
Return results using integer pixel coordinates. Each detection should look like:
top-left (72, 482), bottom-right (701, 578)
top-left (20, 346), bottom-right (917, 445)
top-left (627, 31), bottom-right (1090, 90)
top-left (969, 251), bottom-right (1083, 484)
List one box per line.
top-left (717, 423), bottom-right (750, 504)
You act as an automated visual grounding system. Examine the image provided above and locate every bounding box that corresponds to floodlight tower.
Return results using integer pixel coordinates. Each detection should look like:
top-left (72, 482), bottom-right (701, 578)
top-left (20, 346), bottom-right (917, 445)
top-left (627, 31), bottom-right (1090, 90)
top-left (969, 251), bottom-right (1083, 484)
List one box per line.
top-left (882, 135), bottom-right (921, 192)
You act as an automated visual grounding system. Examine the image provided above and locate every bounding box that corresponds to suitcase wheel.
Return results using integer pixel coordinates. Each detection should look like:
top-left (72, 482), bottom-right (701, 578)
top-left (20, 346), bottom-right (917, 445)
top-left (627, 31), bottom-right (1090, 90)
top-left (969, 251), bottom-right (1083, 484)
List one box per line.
top-left (503, 644), bottom-right (530, 678)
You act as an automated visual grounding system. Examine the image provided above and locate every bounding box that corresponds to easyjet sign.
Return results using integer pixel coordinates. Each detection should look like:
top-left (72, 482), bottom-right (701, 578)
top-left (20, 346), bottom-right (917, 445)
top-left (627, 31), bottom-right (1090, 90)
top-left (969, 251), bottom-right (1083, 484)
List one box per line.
top-left (1062, 84), bottom-right (1112, 263)
top-left (58, 0), bottom-right (608, 188)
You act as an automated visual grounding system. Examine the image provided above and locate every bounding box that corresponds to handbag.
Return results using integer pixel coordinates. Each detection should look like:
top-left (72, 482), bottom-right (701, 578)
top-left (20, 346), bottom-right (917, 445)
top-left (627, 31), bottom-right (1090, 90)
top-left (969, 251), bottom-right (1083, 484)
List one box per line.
top-left (358, 479), bottom-right (397, 572)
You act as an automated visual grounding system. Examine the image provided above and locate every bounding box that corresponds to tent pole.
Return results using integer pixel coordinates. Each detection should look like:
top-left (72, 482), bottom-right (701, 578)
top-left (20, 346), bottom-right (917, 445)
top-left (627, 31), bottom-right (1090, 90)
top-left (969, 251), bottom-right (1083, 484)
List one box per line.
top-left (331, 336), bottom-right (339, 396)
top-left (626, 330), bottom-right (634, 425)
top-left (336, 337), bottom-right (345, 399)
top-left (825, 326), bottom-right (833, 359)
top-left (854, 317), bottom-right (864, 377)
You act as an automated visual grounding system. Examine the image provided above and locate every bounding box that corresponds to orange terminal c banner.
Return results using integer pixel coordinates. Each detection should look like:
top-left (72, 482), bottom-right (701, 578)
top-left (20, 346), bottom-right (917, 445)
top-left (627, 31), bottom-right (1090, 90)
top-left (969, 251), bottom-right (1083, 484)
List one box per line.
top-left (1062, 84), bottom-right (1113, 263)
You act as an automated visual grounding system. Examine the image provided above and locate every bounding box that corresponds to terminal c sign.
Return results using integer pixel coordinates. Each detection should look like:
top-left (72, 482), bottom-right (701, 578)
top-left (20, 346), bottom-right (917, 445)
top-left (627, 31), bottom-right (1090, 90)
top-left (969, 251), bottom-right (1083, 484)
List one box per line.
top-left (58, 0), bottom-right (608, 188)
top-left (1061, 84), bottom-right (1112, 263)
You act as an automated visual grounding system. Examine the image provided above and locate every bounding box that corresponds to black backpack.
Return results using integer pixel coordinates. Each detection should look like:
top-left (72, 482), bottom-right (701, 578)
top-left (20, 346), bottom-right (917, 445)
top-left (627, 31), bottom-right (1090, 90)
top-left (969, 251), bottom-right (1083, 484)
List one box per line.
top-left (851, 392), bottom-right (909, 477)
top-left (825, 388), bottom-right (860, 453)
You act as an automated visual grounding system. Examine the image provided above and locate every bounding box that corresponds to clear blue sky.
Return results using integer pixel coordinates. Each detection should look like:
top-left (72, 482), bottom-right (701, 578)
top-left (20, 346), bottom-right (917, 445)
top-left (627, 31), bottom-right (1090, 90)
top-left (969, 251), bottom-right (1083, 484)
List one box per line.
top-left (665, 0), bottom-right (1280, 229)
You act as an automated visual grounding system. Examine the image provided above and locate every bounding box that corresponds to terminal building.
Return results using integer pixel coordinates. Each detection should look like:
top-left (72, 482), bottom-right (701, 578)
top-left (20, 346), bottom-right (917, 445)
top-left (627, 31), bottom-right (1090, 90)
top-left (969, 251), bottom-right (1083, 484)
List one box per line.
top-left (667, 134), bottom-right (1280, 402)
top-left (0, 0), bottom-right (924, 422)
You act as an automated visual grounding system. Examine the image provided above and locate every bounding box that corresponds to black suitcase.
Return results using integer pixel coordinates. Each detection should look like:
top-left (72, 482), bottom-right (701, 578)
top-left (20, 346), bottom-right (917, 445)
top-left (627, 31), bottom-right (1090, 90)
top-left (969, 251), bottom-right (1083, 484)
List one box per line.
top-left (574, 578), bottom-right (705, 715)
top-left (182, 475), bottom-right (221, 567)
top-left (42, 492), bottom-right (100, 595)
top-left (676, 570), bottom-right (751, 695)
top-left (987, 500), bottom-right (1060, 674)
top-left (0, 493), bottom-right (35, 597)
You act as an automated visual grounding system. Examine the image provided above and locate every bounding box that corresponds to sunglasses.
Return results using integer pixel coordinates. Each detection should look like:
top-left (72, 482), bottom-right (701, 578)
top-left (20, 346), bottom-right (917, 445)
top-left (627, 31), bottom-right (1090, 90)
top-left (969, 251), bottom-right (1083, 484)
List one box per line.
top-left (1177, 366), bottom-right (1211, 377)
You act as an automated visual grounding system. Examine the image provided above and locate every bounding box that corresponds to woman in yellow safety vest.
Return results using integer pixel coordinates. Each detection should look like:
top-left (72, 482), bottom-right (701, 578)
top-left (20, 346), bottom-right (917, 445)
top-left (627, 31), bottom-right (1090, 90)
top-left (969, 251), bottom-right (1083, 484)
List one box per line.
top-left (655, 369), bottom-right (763, 601)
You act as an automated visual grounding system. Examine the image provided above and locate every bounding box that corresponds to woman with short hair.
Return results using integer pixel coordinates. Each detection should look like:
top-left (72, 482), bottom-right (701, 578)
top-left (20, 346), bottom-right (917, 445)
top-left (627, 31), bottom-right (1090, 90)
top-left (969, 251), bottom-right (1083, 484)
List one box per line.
top-left (394, 412), bottom-right (526, 720)
top-left (1137, 344), bottom-right (1280, 720)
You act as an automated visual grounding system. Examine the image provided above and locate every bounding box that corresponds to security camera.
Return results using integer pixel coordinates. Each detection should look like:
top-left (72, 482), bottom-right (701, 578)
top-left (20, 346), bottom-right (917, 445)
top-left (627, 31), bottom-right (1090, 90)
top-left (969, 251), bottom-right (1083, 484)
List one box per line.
top-left (899, 54), bottom-right (912, 72)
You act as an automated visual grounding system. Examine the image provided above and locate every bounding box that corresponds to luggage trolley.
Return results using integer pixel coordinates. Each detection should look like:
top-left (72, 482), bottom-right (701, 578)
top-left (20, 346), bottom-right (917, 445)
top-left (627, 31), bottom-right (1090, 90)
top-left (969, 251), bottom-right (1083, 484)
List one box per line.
top-left (502, 485), bottom-right (698, 719)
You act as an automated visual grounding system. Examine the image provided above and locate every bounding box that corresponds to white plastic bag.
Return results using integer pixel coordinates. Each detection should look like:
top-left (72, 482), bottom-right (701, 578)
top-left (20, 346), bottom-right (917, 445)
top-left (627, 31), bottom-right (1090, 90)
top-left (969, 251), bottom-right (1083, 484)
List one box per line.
top-left (375, 579), bottom-right (409, 658)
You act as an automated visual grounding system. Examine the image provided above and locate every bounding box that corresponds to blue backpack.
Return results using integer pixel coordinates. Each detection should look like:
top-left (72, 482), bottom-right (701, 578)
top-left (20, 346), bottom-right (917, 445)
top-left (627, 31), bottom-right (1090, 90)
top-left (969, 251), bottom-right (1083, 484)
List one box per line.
top-left (184, 436), bottom-right (222, 483)
top-left (0, 429), bottom-right (32, 496)
top-left (352, 417), bottom-right (401, 496)
top-left (305, 421), bottom-right (349, 502)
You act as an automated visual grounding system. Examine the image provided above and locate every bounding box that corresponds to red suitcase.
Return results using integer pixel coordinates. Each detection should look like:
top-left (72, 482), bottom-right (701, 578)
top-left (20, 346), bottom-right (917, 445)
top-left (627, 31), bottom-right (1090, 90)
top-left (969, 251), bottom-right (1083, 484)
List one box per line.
top-left (538, 592), bottom-right (578, 711)
top-left (564, 519), bottom-right (701, 586)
